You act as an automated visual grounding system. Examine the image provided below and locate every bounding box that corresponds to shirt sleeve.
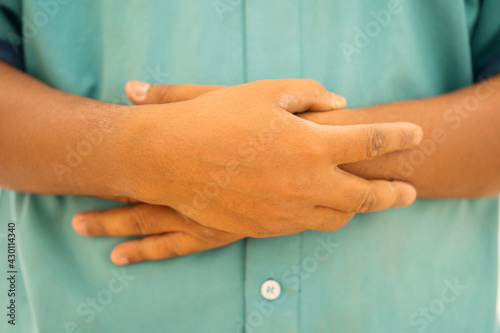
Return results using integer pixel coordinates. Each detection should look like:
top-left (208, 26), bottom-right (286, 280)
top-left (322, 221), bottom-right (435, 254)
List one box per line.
top-left (0, 0), bottom-right (23, 69)
top-left (476, 55), bottom-right (500, 81)
top-left (470, 0), bottom-right (500, 76)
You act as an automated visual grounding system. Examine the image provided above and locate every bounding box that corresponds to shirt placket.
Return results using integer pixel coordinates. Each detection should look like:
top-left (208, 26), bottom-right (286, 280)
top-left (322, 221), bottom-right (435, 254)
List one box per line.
top-left (243, 1), bottom-right (303, 332)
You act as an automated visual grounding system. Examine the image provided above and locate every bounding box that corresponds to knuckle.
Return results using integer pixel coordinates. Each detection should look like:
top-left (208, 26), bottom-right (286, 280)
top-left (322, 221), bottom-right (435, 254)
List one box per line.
top-left (129, 206), bottom-right (152, 235)
top-left (160, 246), bottom-right (183, 260)
top-left (199, 230), bottom-right (236, 247)
top-left (317, 213), bottom-right (353, 231)
top-left (154, 236), bottom-right (183, 259)
top-left (355, 187), bottom-right (378, 213)
top-left (366, 126), bottom-right (387, 159)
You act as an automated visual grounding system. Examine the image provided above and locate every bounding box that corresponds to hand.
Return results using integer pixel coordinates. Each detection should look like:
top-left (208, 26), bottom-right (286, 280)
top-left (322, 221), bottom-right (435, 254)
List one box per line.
top-left (72, 204), bottom-right (243, 265)
top-left (73, 80), bottom-right (421, 265)
top-left (122, 81), bottom-right (412, 184)
top-left (115, 79), bottom-right (421, 238)
top-left (299, 108), bottom-right (393, 180)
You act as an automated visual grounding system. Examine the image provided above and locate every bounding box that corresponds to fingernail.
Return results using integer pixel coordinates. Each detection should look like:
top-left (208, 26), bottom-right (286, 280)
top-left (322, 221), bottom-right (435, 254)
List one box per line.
top-left (114, 256), bottom-right (130, 266)
top-left (332, 94), bottom-right (347, 108)
top-left (132, 81), bottom-right (150, 99)
top-left (399, 182), bottom-right (417, 207)
top-left (73, 216), bottom-right (88, 236)
top-left (413, 127), bottom-right (423, 145)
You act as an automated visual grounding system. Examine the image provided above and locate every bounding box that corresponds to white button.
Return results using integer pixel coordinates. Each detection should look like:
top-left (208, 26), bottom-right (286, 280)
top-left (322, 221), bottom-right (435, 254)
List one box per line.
top-left (260, 280), bottom-right (281, 300)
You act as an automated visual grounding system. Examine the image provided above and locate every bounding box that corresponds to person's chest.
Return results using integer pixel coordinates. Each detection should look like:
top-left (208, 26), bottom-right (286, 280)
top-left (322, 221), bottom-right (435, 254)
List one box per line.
top-left (22, 0), bottom-right (477, 105)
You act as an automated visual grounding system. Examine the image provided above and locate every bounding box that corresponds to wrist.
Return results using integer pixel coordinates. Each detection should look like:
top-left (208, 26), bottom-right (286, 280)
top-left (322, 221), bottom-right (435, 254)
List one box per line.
top-left (85, 102), bottom-right (140, 198)
top-left (107, 103), bottom-right (185, 204)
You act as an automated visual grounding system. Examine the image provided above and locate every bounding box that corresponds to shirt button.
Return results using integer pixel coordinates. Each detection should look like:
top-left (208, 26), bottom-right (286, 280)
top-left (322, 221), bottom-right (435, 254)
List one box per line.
top-left (260, 279), bottom-right (281, 300)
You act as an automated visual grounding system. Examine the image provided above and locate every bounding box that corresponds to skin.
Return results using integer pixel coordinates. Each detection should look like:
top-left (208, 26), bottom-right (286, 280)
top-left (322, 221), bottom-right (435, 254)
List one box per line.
top-left (316, 79), bottom-right (500, 198)
top-left (74, 77), bottom-right (500, 265)
top-left (0, 61), bottom-right (421, 264)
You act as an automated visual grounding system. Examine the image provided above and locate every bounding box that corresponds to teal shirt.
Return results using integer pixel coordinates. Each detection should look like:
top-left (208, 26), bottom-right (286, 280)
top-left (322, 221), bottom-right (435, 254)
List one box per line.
top-left (1, 1), bottom-right (500, 332)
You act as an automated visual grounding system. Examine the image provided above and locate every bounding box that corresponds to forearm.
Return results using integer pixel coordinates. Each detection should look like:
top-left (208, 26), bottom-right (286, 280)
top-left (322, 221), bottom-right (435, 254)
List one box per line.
top-left (316, 75), bottom-right (500, 197)
top-left (0, 60), bottom-right (131, 196)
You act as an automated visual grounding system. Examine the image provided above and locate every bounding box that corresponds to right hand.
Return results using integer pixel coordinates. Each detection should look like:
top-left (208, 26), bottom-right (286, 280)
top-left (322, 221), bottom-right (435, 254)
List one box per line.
top-left (115, 79), bottom-right (422, 238)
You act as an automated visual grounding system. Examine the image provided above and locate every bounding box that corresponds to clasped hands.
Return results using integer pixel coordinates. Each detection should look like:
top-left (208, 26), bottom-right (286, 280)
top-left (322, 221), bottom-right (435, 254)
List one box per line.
top-left (71, 79), bottom-right (422, 265)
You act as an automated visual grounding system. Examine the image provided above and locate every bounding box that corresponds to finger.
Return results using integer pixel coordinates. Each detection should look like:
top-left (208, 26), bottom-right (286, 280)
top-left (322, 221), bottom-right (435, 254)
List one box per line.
top-left (72, 204), bottom-right (189, 236)
top-left (320, 170), bottom-right (417, 213)
top-left (298, 109), bottom-right (364, 126)
top-left (257, 79), bottom-right (346, 113)
top-left (309, 207), bottom-right (355, 232)
top-left (110, 232), bottom-right (243, 265)
top-left (97, 195), bottom-right (142, 204)
top-left (324, 122), bottom-right (423, 164)
top-left (125, 80), bottom-right (225, 105)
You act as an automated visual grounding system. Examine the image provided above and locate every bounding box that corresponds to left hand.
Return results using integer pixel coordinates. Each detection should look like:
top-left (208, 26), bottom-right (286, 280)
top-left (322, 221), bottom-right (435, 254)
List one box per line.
top-left (72, 81), bottom-right (402, 265)
top-left (73, 81), bottom-right (336, 265)
top-left (73, 203), bottom-right (244, 265)
top-left (120, 80), bottom-right (377, 179)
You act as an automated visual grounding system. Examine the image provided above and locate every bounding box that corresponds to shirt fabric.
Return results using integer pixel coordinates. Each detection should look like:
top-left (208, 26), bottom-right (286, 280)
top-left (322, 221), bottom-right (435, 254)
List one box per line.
top-left (1, 1), bottom-right (500, 332)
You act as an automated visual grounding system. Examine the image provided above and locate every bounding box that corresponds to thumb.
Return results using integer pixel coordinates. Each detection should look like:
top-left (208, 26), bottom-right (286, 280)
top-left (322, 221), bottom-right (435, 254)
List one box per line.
top-left (125, 80), bottom-right (225, 105)
top-left (258, 79), bottom-right (347, 114)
